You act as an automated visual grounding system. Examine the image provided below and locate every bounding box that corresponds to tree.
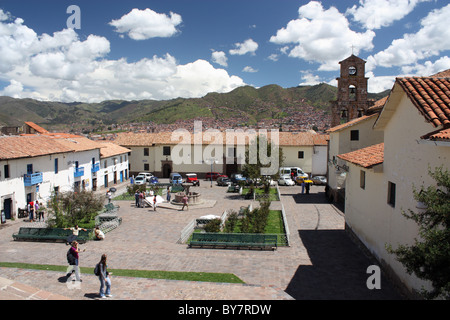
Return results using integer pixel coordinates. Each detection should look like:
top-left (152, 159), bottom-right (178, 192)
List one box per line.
top-left (241, 135), bottom-right (284, 182)
top-left (387, 166), bottom-right (450, 299)
top-left (47, 190), bottom-right (104, 228)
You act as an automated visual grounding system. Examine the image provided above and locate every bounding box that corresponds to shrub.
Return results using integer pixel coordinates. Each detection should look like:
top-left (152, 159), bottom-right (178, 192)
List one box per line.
top-left (204, 219), bottom-right (222, 233)
top-left (47, 190), bottom-right (103, 228)
top-left (224, 210), bottom-right (238, 233)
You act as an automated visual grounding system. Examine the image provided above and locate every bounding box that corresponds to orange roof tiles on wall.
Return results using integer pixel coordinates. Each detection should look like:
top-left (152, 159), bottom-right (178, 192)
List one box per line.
top-left (396, 77), bottom-right (450, 128)
top-left (337, 143), bottom-right (384, 168)
top-left (0, 135), bottom-right (73, 160)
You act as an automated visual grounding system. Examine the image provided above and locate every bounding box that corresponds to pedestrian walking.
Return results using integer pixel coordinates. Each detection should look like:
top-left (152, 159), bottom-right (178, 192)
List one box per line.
top-left (153, 194), bottom-right (157, 211)
top-left (166, 186), bottom-right (171, 203)
top-left (139, 191), bottom-right (144, 208)
top-left (34, 201), bottom-right (39, 220)
top-left (134, 190), bottom-right (140, 207)
top-left (181, 194), bottom-right (189, 211)
top-left (66, 241), bottom-right (85, 282)
top-left (305, 181), bottom-right (310, 194)
top-left (38, 202), bottom-right (45, 222)
top-left (96, 254), bottom-right (112, 298)
top-left (106, 190), bottom-right (112, 203)
top-left (301, 180), bottom-right (305, 194)
top-left (28, 201), bottom-right (34, 222)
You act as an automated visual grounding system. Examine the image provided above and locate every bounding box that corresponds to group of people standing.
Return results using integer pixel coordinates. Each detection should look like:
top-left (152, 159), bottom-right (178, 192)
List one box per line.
top-left (27, 200), bottom-right (45, 222)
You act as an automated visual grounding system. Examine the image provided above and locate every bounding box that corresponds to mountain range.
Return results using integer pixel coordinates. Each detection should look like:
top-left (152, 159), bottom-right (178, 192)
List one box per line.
top-left (0, 83), bottom-right (389, 131)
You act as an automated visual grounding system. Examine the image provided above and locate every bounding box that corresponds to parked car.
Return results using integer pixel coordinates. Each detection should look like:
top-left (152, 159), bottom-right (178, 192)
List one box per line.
top-left (216, 176), bottom-right (231, 186)
top-left (205, 172), bottom-right (224, 180)
top-left (278, 175), bottom-right (295, 186)
top-left (138, 172), bottom-right (153, 182)
top-left (134, 175), bottom-right (146, 185)
top-left (311, 175), bottom-right (327, 185)
top-left (261, 175), bottom-right (277, 186)
top-left (149, 176), bottom-right (159, 184)
top-left (186, 173), bottom-right (200, 186)
top-left (169, 172), bottom-right (183, 184)
top-left (230, 173), bottom-right (246, 184)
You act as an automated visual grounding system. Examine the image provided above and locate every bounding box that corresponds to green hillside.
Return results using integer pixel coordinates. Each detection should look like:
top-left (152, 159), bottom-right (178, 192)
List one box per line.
top-left (0, 83), bottom-right (389, 130)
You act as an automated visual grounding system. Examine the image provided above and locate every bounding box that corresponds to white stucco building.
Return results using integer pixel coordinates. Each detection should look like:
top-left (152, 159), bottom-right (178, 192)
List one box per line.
top-left (113, 130), bottom-right (329, 179)
top-left (0, 132), bottom-right (130, 221)
top-left (337, 74), bottom-right (450, 297)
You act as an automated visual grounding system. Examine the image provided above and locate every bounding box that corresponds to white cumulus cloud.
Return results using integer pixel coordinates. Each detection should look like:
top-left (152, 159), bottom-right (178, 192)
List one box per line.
top-left (346, 0), bottom-right (430, 30)
top-left (0, 9), bottom-right (245, 103)
top-left (229, 39), bottom-right (258, 56)
top-left (367, 4), bottom-right (450, 69)
top-left (109, 8), bottom-right (182, 40)
top-left (270, 1), bottom-right (375, 71)
top-left (211, 51), bottom-right (228, 67)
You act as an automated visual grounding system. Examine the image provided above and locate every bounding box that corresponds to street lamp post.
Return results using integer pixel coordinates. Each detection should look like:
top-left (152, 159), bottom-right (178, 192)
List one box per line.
top-left (207, 157), bottom-right (217, 188)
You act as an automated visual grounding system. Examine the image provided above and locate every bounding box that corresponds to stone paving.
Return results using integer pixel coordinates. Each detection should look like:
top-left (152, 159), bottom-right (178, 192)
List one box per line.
top-left (0, 181), bottom-right (404, 300)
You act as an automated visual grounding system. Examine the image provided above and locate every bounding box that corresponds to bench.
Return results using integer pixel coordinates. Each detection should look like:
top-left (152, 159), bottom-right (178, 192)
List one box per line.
top-left (189, 232), bottom-right (277, 251)
top-left (12, 227), bottom-right (91, 243)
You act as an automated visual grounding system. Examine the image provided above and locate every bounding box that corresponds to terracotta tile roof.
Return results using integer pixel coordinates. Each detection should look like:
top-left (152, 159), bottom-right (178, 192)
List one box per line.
top-left (367, 96), bottom-right (388, 113)
top-left (0, 135), bottom-right (73, 160)
top-left (51, 136), bottom-right (102, 152)
top-left (396, 77), bottom-right (450, 127)
top-left (431, 69), bottom-right (450, 78)
top-left (98, 142), bottom-right (131, 158)
top-left (421, 128), bottom-right (450, 141)
top-left (327, 114), bottom-right (378, 133)
top-left (337, 143), bottom-right (384, 168)
top-left (114, 131), bottom-right (328, 147)
top-left (24, 122), bottom-right (49, 134)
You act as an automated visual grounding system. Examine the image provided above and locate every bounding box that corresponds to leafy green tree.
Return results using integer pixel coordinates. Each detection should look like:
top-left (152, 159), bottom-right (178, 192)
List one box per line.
top-left (387, 166), bottom-right (450, 299)
top-left (241, 135), bottom-right (284, 182)
top-left (47, 190), bottom-right (104, 228)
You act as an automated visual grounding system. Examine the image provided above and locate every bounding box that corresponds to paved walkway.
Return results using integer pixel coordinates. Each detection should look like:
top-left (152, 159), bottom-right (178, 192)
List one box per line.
top-left (0, 182), bottom-right (404, 300)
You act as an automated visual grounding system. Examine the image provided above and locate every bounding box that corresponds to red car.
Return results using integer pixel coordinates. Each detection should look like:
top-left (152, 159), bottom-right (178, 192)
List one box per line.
top-left (186, 173), bottom-right (200, 186)
top-left (205, 172), bottom-right (224, 180)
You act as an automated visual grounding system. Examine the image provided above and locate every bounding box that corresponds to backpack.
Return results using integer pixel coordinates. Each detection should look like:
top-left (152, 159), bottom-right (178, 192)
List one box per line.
top-left (94, 263), bottom-right (100, 276)
top-left (67, 248), bottom-right (76, 265)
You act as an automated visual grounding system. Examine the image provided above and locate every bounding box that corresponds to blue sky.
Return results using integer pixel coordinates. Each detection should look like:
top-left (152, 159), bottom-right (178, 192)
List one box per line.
top-left (0, 0), bottom-right (449, 102)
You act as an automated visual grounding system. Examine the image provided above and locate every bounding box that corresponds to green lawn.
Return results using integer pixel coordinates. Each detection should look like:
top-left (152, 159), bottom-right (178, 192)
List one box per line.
top-left (0, 262), bottom-right (244, 284)
top-left (231, 210), bottom-right (285, 234)
top-left (241, 187), bottom-right (280, 201)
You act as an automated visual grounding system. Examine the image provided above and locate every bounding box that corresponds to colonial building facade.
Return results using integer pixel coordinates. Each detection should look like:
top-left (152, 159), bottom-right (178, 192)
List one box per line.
top-left (335, 74), bottom-right (450, 297)
top-left (0, 130), bottom-right (130, 221)
top-left (113, 130), bottom-right (328, 179)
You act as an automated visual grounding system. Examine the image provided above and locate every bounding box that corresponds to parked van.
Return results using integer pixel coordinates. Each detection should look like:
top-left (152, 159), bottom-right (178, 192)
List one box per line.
top-left (170, 172), bottom-right (183, 184)
top-left (279, 167), bottom-right (308, 179)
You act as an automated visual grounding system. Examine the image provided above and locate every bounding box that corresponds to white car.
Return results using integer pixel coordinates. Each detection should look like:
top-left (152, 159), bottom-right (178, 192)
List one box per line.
top-left (278, 175), bottom-right (295, 186)
top-left (138, 172), bottom-right (153, 182)
top-left (134, 175), bottom-right (146, 185)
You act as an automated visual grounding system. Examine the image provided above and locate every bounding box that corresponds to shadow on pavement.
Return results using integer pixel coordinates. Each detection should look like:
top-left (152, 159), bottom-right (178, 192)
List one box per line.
top-left (285, 229), bottom-right (403, 300)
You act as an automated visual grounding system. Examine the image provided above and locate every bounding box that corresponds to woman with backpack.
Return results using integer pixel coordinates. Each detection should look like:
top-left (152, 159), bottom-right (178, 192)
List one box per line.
top-left (66, 241), bottom-right (84, 282)
top-left (96, 254), bottom-right (112, 298)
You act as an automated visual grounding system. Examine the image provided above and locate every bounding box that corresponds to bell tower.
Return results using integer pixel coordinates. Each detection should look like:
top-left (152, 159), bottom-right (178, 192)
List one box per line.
top-left (331, 55), bottom-right (369, 127)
